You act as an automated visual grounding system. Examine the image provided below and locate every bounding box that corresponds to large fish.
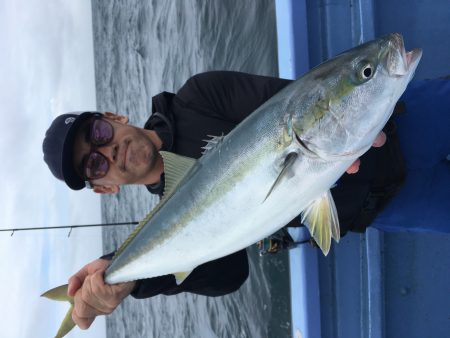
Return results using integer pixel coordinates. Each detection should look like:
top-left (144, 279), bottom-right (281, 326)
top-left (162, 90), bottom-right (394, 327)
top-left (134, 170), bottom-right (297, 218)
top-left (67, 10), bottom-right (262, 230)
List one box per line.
top-left (43, 33), bottom-right (421, 337)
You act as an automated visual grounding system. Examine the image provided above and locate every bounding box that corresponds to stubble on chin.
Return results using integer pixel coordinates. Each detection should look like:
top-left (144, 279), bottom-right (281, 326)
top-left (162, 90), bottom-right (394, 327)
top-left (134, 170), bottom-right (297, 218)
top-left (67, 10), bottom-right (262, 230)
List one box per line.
top-left (135, 136), bottom-right (159, 175)
top-left (127, 129), bottom-right (161, 183)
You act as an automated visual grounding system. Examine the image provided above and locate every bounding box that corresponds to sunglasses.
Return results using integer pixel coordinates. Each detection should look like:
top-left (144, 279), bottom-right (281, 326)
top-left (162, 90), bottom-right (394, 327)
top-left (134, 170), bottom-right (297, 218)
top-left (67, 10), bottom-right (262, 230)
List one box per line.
top-left (82, 117), bottom-right (114, 186)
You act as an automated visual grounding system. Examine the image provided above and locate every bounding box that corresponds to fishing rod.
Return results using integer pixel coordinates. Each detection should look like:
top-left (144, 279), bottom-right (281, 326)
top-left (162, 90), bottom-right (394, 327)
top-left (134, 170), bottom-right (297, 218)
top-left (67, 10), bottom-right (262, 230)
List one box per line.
top-left (0, 221), bottom-right (139, 237)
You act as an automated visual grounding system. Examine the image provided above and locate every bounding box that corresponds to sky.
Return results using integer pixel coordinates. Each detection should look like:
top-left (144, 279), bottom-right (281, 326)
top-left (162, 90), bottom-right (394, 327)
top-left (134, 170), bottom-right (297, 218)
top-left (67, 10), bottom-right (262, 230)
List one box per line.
top-left (0, 1), bottom-right (106, 337)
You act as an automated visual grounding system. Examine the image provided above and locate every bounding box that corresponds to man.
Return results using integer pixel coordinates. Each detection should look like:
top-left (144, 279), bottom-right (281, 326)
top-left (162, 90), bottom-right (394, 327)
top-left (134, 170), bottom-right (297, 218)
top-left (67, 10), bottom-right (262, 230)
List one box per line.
top-left (43, 71), bottom-right (393, 330)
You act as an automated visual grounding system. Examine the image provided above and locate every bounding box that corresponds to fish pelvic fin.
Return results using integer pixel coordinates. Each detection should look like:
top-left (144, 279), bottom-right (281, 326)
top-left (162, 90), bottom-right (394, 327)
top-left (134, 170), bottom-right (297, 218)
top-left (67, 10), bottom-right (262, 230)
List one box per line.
top-left (301, 190), bottom-right (341, 256)
top-left (174, 270), bottom-right (194, 285)
top-left (41, 284), bottom-right (76, 338)
top-left (264, 152), bottom-right (298, 202)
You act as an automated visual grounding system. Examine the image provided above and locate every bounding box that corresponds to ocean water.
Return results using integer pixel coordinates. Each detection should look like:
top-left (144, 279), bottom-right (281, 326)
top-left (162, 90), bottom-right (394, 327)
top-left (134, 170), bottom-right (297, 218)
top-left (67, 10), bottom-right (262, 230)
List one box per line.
top-left (91, 1), bottom-right (291, 337)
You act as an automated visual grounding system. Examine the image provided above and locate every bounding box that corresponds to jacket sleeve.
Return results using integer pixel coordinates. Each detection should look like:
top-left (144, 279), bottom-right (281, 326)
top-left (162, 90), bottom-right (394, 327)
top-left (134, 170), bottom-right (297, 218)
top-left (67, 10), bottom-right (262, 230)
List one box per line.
top-left (175, 71), bottom-right (293, 124)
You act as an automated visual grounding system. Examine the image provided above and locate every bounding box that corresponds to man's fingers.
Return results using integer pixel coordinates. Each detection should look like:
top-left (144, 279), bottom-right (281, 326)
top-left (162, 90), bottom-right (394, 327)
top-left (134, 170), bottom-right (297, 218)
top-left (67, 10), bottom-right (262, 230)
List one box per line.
top-left (74, 293), bottom-right (103, 320)
top-left (372, 131), bottom-right (386, 147)
top-left (67, 258), bottom-right (122, 331)
top-left (73, 283), bottom-right (102, 330)
top-left (67, 258), bottom-right (133, 332)
top-left (90, 270), bottom-right (135, 312)
top-left (78, 317), bottom-right (95, 331)
top-left (346, 159), bottom-right (360, 174)
top-left (68, 259), bottom-right (110, 297)
top-left (72, 308), bottom-right (95, 330)
top-left (90, 271), bottom-right (117, 313)
top-left (68, 270), bottom-right (89, 297)
top-left (81, 271), bottom-right (118, 314)
top-left (346, 132), bottom-right (386, 175)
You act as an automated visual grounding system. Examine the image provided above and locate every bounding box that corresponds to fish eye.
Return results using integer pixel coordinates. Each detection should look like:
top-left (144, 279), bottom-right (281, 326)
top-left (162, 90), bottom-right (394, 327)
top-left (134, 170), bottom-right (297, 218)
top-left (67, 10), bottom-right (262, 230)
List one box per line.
top-left (358, 62), bottom-right (375, 81)
top-left (362, 65), bottom-right (372, 78)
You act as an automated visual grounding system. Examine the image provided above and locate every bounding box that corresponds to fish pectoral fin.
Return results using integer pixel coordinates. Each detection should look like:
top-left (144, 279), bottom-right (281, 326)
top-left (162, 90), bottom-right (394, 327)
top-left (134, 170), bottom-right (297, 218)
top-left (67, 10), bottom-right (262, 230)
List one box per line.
top-left (301, 190), bottom-right (341, 256)
top-left (173, 270), bottom-right (194, 285)
top-left (41, 284), bottom-right (76, 338)
top-left (160, 151), bottom-right (197, 199)
top-left (264, 152), bottom-right (298, 202)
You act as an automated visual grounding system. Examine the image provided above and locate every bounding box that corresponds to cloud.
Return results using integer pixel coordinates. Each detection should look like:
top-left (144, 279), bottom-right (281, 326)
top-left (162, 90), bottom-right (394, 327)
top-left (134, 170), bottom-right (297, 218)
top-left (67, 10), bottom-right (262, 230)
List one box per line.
top-left (0, 0), bottom-right (96, 183)
top-left (0, 1), bottom-right (104, 337)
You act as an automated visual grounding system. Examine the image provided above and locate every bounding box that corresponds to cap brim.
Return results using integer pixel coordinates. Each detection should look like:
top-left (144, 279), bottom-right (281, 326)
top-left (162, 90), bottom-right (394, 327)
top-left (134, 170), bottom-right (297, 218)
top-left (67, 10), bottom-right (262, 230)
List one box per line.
top-left (61, 112), bottom-right (97, 190)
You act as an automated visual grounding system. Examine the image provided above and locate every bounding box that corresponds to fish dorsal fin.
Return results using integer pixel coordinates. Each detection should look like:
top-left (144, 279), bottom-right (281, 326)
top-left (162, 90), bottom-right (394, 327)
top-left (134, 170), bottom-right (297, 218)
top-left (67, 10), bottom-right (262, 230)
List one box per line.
top-left (160, 151), bottom-right (197, 197)
top-left (201, 134), bottom-right (224, 155)
top-left (264, 152), bottom-right (298, 202)
top-left (174, 270), bottom-right (194, 285)
top-left (113, 152), bottom-right (196, 259)
top-left (41, 284), bottom-right (76, 338)
top-left (301, 190), bottom-right (340, 256)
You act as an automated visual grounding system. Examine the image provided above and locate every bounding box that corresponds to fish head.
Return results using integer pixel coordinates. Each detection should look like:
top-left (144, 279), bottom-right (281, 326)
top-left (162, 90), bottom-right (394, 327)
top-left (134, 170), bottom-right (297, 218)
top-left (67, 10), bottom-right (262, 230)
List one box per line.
top-left (293, 33), bottom-right (422, 160)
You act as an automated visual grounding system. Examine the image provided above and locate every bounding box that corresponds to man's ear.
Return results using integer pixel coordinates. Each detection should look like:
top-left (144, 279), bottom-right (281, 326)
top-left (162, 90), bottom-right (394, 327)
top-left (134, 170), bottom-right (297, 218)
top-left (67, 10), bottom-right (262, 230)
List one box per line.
top-left (92, 184), bottom-right (120, 195)
top-left (103, 111), bottom-right (129, 125)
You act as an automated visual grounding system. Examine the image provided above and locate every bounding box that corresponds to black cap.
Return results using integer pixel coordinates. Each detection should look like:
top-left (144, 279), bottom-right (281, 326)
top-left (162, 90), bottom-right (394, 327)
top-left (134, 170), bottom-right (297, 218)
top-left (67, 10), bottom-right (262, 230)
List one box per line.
top-left (42, 112), bottom-right (98, 190)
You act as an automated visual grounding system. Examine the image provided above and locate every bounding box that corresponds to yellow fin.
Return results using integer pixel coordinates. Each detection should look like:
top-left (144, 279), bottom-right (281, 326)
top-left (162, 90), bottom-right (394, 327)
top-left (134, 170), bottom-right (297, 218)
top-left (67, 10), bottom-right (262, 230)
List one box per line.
top-left (301, 190), bottom-right (340, 256)
top-left (174, 271), bottom-right (193, 285)
top-left (41, 284), bottom-right (72, 303)
top-left (113, 152), bottom-right (196, 259)
top-left (55, 304), bottom-right (76, 338)
top-left (41, 284), bottom-right (76, 338)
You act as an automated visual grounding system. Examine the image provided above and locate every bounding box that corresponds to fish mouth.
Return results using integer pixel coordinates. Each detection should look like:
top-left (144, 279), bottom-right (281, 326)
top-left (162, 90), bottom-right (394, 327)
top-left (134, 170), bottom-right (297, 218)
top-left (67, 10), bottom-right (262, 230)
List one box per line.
top-left (384, 33), bottom-right (422, 77)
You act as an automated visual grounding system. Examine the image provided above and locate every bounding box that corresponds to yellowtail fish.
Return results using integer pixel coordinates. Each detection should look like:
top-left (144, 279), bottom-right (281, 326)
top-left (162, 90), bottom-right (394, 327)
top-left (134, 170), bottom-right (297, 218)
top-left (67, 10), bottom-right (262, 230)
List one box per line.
top-left (43, 33), bottom-right (421, 337)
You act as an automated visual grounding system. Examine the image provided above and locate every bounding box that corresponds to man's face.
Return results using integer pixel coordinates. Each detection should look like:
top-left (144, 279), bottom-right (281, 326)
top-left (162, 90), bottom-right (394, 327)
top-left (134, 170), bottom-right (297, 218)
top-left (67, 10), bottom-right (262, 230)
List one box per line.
top-left (72, 113), bottom-right (160, 192)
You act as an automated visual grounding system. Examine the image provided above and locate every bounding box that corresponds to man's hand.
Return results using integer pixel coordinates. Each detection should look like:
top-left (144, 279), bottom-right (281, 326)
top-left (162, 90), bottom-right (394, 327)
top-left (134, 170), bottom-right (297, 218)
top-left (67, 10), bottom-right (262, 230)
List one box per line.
top-left (346, 131), bottom-right (386, 174)
top-left (68, 258), bottom-right (136, 330)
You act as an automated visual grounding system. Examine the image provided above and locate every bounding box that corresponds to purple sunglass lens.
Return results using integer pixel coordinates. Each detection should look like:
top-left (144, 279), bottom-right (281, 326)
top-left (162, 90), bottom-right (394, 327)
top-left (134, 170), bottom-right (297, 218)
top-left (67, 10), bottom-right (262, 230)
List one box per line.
top-left (85, 152), bottom-right (109, 179)
top-left (91, 119), bottom-right (113, 145)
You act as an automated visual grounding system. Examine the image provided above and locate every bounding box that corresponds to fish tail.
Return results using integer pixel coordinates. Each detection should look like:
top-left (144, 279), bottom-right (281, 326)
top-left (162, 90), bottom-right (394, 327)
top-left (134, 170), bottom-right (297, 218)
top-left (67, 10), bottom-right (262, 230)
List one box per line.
top-left (41, 284), bottom-right (76, 338)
